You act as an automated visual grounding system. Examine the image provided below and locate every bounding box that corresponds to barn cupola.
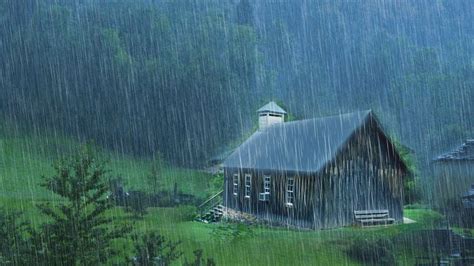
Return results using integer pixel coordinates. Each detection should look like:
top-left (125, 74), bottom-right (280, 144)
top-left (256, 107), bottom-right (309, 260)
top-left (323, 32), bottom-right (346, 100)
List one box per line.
top-left (257, 101), bottom-right (287, 130)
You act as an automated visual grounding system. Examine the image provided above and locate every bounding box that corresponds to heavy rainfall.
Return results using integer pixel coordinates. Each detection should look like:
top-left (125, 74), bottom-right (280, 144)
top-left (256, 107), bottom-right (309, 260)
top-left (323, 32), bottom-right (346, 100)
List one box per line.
top-left (0, 0), bottom-right (473, 265)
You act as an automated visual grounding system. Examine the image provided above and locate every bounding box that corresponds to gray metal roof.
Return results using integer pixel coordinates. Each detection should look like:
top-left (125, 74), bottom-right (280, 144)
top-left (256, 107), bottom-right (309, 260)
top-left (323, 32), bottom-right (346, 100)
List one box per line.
top-left (257, 101), bottom-right (287, 114)
top-left (434, 139), bottom-right (474, 162)
top-left (224, 110), bottom-right (374, 173)
top-left (462, 185), bottom-right (474, 199)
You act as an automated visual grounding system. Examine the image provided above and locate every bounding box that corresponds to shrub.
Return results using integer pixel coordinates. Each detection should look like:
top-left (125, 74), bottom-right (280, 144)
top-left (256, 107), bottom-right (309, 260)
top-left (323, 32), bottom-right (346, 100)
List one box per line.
top-left (211, 223), bottom-right (255, 242)
top-left (346, 237), bottom-right (396, 265)
top-left (131, 231), bottom-right (182, 266)
top-left (183, 249), bottom-right (216, 266)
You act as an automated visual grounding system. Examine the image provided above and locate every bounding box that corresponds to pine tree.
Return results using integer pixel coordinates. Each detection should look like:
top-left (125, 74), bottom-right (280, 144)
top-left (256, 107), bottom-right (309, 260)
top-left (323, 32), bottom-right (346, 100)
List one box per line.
top-left (0, 209), bottom-right (31, 265)
top-left (147, 152), bottom-right (165, 195)
top-left (32, 145), bottom-right (130, 265)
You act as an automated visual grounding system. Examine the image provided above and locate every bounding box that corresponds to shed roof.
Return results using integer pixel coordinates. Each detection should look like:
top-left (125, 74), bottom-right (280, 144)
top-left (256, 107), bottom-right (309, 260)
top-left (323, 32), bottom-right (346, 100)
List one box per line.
top-left (257, 101), bottom-right (287, 114)
top-left (434, 139), bottom-right (474, 162)
top-left (462, 185), bottom-right (474, 199)
top-left (224, 110), bottom-right (381, 173)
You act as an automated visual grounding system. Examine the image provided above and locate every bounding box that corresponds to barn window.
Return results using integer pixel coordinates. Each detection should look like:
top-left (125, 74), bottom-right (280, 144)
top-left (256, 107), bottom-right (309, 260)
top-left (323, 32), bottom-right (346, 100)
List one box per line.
top-left (244, 174), bottom-right (252, 198)
top-left (264, 175), bottom-right (271, 194)
top-left (259, 175), bottom-right (271, 201)
top-left (286, 176), bottom-right (294, 207)
top-left (232, 174), bottom-right (239, 196)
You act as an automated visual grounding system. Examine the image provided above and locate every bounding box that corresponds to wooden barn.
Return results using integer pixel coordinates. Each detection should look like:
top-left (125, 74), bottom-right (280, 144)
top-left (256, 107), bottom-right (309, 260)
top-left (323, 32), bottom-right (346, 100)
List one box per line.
top-left (432, 139), bottom-right (474, 209)
top-left (223, 102), bottom-right (409, 229)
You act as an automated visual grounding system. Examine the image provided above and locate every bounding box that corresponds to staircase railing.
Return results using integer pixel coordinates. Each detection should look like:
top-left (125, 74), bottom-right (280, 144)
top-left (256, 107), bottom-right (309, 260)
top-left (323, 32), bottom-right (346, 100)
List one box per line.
top-left (198, 190), bottom-right (223, 217)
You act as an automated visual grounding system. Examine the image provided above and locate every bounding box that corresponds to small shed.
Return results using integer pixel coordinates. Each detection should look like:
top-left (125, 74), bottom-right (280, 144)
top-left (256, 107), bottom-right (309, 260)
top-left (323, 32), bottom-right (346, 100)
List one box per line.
top-left (432, 139), bottom-right (474, 208)
top-left (223, 103), bottom-right (409, 229)
top-left (462, 185), bottom-right (474, 209)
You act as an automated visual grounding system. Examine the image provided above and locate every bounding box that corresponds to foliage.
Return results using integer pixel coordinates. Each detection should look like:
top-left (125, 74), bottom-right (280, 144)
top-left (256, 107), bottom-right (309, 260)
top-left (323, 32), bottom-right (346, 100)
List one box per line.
top-left (147, 152), bottom-right (166, 194)
top-left (131, 231), bottom-right (182, 266)
top-left (394, 141), bottom-right (422, 204)
top-left (0, 208), bottom-right (31, 265)
top-left (275, 100), bottom-right (299, 122)
top-left (183, 249), bottom-right (216, 266)
top-left (211, 223), bottom-right (255, 243)
top-left (404, 179), bottom-right (422, 204)
top-left (126, 190), bottom-right (149, 219)
top-left (346, 237), bottom-right (396, 265)
top-left (209, 173), bottom-right (224, 196)
top-left (31, 144), bottom-right (131, 265)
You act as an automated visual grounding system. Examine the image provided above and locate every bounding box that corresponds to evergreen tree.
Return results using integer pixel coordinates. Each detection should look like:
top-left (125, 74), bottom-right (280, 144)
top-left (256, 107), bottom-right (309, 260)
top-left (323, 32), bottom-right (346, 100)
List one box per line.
top-left (147, 152), bottom-right (165, 195)
top-left (0, 209), bottom-right (31, 265)
top-left (32, 145), bottom-right (130, 265)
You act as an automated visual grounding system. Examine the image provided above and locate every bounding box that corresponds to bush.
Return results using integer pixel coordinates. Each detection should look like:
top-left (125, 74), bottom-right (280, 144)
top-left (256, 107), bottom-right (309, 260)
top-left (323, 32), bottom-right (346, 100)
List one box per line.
top-left (131, 231), bottom-right (182, 266)
top-left (183, 249), bottom-right (216, 266)
top-left (346, 237), bottom-right (396, 265)
top-left (211, 223), bottom-right (255, 242)
top-left (405, 178), bottom-right (423, 204)
top-left (174, 205), bottom-right (198, 222)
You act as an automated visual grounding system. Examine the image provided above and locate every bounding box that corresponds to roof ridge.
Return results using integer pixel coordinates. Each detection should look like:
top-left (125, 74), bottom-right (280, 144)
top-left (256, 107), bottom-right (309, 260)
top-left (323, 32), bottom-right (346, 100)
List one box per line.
top-left (269, 109), bottom-right (372, 128)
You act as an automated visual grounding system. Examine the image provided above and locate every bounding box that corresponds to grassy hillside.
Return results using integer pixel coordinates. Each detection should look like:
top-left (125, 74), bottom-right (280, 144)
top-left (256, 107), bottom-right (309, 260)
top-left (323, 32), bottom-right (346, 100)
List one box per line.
top-left (0, 119), bottom-right (216, 241)
top-left (0, 119), bottom-right (446, 265)
top-left (0, 119), bottom-right (213, 204)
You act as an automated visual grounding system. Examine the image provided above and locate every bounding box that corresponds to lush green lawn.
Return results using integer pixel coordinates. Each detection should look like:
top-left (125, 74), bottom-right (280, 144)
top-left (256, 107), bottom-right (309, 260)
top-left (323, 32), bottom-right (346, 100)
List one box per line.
top-left (98, 206), bottom-right (444, 265)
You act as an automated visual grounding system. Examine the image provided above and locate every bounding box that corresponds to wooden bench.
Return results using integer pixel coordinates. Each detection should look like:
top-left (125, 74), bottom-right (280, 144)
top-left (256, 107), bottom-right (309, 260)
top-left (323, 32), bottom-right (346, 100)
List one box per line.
top-left (354, 209), bottom-right (395, 227)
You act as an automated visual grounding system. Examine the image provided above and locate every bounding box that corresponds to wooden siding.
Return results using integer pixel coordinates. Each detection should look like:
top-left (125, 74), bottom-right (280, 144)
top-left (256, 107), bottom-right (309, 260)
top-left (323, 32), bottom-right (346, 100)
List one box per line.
top-left (223, 168), bottom-right (316, 228)
top-left (431, 162), bottom-right (474, 208)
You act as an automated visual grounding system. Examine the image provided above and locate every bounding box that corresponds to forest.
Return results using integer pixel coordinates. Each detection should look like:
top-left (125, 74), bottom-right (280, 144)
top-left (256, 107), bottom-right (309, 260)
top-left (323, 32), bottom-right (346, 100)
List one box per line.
top-left (0, 0), bottom-right (473, 265)
top-left (1, 0), bottom-right (472, 167)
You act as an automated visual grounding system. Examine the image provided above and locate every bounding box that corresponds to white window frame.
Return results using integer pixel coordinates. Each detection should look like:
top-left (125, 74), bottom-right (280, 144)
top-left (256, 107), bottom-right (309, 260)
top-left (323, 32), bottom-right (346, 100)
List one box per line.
top-left (244, 174), bottom-right (251, 198)
top-left (286, 176), bottom-right (294, 207)
top-left (263, 175), bottom-right (271, 194)
top-left (232, 173), bottom-right (239, 196)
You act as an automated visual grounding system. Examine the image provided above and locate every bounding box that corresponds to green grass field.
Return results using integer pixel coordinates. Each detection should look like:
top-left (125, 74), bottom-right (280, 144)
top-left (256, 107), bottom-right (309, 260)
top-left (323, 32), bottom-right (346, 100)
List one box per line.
top-left (0, 119), bottom-right (446, 265)
top-left (100, 206), bottom-right (442, 265)
top-left (0, 128), bottom-right (213, 201)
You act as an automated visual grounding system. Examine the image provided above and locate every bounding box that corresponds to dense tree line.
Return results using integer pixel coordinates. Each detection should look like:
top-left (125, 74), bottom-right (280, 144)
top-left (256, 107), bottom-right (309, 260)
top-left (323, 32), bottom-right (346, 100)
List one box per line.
top-left (0, 0), bottom-right (473, 172)
top-left (0, 0), bottom-right (259, 166)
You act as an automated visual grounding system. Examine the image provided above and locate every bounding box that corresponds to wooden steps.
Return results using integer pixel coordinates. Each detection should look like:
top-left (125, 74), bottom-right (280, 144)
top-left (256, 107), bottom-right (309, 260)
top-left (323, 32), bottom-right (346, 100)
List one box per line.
top-left (196, 190), bottom-right (224, 223)
top-left (354, 209), bottom-right (395, 227)
top-left (198, 204), bottom-right (224, 223)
